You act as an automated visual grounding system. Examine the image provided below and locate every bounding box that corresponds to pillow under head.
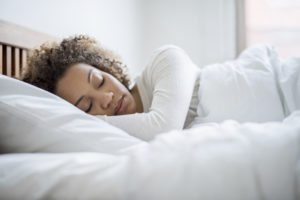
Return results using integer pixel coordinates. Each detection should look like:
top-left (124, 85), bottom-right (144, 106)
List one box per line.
top-left (0, 75), bottom-right (143, 154)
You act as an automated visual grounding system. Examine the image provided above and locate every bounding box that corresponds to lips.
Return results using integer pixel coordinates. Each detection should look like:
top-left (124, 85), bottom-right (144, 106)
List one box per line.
top-left (114, 95), bottom-right (124, 115)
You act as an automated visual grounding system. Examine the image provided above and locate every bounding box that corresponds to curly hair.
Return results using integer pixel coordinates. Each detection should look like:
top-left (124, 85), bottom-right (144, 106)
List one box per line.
top-left (21, 35), bottom-right (132, 93)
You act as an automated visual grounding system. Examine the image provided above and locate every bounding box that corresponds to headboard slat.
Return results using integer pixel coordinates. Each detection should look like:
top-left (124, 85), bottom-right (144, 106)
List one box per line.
top-left (5, 46), bottom-right (12, 77)
top-left (13, 48), bottom-right (20, 78)
top-left (21, 50), bottom-right (27, 74)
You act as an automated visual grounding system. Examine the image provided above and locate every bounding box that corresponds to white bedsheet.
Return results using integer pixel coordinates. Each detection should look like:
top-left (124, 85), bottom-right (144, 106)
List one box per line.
top-left (0, 46), bottom-right (299, 200)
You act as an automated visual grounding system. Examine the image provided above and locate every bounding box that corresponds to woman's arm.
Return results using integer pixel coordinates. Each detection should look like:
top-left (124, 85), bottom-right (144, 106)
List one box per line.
top-left (99, 45), bottom-right (199, 141)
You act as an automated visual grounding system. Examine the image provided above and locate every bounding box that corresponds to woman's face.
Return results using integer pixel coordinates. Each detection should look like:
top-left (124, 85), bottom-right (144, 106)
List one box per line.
top-left (56, 63), bottom-right (137, 116)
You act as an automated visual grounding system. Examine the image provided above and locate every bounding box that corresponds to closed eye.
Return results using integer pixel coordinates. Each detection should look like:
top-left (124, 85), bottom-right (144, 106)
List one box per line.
top-left (85, 101), bottom-right (93, 113)
top-left (86, 77), bottom-right (104, 113)
top-left (97, 77), bottom-right (105, 88)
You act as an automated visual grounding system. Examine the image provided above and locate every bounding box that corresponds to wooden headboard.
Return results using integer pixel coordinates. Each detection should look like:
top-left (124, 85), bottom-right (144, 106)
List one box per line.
top-left (0, 20), bottom-right (58, 79)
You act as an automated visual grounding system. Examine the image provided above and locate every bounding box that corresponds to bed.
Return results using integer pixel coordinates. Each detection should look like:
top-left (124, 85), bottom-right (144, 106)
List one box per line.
top-left (0, 20), bottom-right (300, 200)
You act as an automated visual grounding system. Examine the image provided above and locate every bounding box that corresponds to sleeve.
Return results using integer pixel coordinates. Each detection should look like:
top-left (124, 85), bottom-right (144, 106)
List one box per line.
top-left (98, 45), bottom-right (199, 141)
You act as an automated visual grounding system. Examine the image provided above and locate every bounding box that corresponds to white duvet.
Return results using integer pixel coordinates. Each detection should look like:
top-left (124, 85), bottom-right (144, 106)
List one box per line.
top-left (0, 45), bottom-right (299, 200)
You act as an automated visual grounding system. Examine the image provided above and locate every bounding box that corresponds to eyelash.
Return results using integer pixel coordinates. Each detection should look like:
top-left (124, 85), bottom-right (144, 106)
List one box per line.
top-left (86, 77), bottom-right (105, 113)
top-left (85, 102), bottom-right (93, 113)
top-left (97, 78), bottom-right (105, 88)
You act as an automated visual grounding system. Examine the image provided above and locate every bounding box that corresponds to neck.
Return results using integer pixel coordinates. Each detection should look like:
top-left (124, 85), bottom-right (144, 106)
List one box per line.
top-left (130, 84), bottom-right (144, 113)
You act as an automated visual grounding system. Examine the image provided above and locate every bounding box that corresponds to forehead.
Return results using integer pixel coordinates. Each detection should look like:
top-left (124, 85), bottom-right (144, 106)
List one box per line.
top-left (68, 63), bottom-right (94, 76)
top-left (60, 63), bottom-right (94, 88)
top-left (55, 63), bottom-right (99, 104)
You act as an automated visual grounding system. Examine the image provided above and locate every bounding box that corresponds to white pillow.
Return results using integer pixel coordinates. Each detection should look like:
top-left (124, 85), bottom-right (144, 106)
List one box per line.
top-left (0, 75), bottom-right (143, 154)
top-left (193, 44), bottom-right (285, 124)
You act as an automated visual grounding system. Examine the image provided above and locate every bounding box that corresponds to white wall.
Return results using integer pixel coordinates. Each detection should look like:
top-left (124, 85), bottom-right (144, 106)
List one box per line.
top-left (0, 0), bottom-right (237, 76)
top-left (140, 0), bottom-right (237, 72)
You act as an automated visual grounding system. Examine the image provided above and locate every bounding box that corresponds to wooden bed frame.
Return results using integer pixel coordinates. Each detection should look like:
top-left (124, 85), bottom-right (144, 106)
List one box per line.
top-left (0, 20), bottom-right (58, 79)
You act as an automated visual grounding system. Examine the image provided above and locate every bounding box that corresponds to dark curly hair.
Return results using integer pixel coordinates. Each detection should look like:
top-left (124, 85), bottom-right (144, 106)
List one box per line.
top-left (21, 35), bottom-right (132, 94)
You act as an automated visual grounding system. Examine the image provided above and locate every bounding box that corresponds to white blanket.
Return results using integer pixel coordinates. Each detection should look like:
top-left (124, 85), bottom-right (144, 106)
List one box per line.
top-left (0, 46), bottom-right (299, 200)
top-left (0, 112), bottom-right (299, 200)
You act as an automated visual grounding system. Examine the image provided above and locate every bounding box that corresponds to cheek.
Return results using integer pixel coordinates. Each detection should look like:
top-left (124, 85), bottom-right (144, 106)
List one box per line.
top-left (114, 80), bottom-right (128, 92)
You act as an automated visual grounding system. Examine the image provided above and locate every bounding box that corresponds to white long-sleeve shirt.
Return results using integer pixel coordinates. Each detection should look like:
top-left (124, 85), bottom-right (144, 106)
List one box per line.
top-left (99, 45), bottom-right (200, 141)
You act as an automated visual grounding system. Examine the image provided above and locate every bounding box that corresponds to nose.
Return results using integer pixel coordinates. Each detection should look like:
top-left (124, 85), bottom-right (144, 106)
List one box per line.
top-left (98, 91), bottom-right (114, 110)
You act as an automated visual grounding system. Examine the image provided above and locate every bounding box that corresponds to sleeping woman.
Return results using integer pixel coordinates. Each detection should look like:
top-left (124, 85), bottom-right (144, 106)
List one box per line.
top-left (21, 35), bottom-right (200, 141)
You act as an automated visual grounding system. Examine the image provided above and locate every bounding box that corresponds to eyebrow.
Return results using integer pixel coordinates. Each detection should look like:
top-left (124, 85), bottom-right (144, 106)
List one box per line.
top-left (74, 69), bottom-right (93, 106)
